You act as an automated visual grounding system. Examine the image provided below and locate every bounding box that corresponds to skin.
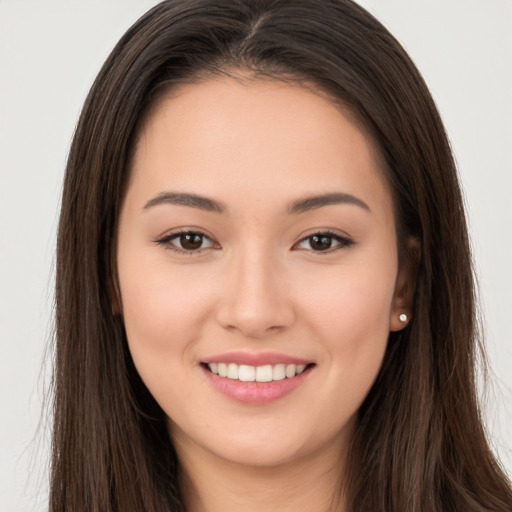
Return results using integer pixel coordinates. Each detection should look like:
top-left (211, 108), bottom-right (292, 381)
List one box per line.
top-left (116, 75), bottom-right (411, 512)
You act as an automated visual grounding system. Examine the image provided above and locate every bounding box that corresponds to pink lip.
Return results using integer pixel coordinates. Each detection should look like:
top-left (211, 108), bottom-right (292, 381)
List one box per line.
top-left (201, 363), bottom-right (314, 405)
top-left (202, 351), bottom-right (312, 366)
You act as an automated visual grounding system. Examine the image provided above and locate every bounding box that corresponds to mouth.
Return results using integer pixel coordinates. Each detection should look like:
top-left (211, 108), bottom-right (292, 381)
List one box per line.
top-left (200, 352), bottom-right (315, 403)
top-left (202, 362), bottom-right (314, 382)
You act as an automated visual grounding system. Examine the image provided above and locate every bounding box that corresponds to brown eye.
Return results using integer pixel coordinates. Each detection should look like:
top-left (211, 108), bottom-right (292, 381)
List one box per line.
top-left (309, 235), bottom-right (333, 251)
top-left (179, 233), bottom-right (204, 250)
top-left (156, 230), bottom-right (217, 253)
top-left (295, 232), bottom-right (354, 252)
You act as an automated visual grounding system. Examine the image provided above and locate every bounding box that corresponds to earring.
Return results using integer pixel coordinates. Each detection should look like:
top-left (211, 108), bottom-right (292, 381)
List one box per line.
top-left (399, 313), bottom-right (408, 323)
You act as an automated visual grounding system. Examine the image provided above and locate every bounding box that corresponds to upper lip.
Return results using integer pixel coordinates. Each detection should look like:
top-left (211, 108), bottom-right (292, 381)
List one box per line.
top-left (201, 351), bottom-right (313, 366)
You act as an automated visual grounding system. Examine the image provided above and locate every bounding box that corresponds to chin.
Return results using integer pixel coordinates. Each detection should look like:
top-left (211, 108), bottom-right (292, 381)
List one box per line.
top-left (213, 440), bottom-right (308, 469)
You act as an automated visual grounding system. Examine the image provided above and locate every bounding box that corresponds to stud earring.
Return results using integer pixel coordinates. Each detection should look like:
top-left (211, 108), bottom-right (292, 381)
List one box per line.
top-left (399, 313), bottom-right (408, 323)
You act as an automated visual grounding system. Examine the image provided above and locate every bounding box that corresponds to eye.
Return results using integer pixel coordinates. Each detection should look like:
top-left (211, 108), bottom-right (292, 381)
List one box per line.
top-left (294, 231), bottom-right (354, 252)
top-left (155, 230), bottom-right (218, 254)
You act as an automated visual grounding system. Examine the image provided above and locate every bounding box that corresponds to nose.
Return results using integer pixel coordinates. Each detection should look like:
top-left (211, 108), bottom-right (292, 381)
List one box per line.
top-left (216, 247), bottom-right (296, 339)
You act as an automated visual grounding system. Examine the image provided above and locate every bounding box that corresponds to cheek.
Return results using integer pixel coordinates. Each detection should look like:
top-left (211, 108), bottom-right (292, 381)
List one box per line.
top-left (297, 259), bottom-right (396, 381)
top-left (291, 270), bottom-right (394, 437)
top-left (118, 264), bottom-right (215, 417)
top-left (118, 253), bottom-right (216, 372)
top-left (302, 260), bottom-right (395, 332)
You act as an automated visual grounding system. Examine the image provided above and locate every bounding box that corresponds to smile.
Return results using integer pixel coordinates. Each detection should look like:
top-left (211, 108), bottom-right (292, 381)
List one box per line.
top-left (206, 362), bottom-right (308, 382)
top-left (200, 352), bottom-right (315, 403)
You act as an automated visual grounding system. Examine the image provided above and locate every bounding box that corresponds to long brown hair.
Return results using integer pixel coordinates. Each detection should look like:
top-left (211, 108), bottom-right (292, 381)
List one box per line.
top-left (52, 1), bottom-right (512, 510)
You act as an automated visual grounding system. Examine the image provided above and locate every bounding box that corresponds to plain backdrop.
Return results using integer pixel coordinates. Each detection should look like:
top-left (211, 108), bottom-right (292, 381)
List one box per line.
top-left (0, 1), bottom-right (511, 510)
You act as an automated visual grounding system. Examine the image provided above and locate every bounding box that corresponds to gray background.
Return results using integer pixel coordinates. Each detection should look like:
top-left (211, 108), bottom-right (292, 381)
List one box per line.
top-left (1, 1), bottom-right (510, 510)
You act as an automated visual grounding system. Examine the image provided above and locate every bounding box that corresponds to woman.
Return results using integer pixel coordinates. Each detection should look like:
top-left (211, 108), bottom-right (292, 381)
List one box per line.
top-left (51, 0), bottom-right (512, 510)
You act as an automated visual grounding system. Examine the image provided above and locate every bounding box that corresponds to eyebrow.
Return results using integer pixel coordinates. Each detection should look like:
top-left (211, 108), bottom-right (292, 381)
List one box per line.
top-left (287, 192), bottom-right (370, 214)
top-left (143, 192), bottom-right (226, 213)
top-left (143, 191), bottom-right (370, 215)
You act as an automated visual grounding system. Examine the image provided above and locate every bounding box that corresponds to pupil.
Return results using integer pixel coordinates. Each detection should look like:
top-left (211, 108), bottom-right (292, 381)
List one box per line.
top-left (181, 233), bottom-right (202, 250)
top-left (311, 235), bottom-right (332, 250)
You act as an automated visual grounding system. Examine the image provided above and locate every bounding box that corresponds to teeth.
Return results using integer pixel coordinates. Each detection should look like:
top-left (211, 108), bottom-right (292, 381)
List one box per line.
top-left (272, 364), bottom-right (286, 381)
top-left (218, 363), bottom-right (228, 377)
top-left (256, 365), bottom-right (273, 382)
top-left (285, 364), bottom-right (296, 378)
top-left (227, 363), bottom-right (239, 379)
top-left (206, 362), bottom-right (309, 382)
top-left (239, 364), bottom-right (255, 382)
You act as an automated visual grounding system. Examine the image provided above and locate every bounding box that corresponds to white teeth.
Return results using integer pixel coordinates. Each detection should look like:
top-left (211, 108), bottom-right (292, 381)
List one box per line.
top-left (238, 364), bottom-right (256, 382)
top-left (227, 363), bottom-right (239, 379)
top-left (285, 364), bottom-right (297, 378)
top-left (206, 362), bottom-right (309, 381)
top-left (218, 363), bottom-right (228, 377)
top-left (272, 364), bottom-right (286, 381)
top-left (256, 365), bottom-right (273, 382)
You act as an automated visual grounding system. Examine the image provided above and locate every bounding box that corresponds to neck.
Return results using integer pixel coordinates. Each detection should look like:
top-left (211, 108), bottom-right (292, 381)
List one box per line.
top-left (175, 436), bottom-right (349, 512)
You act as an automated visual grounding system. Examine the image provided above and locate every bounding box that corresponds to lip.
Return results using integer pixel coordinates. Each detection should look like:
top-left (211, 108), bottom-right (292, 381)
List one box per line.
top-left (201, 356), bottom-right (315, 404)
top-left (201, 351), bottom-right (312, 366)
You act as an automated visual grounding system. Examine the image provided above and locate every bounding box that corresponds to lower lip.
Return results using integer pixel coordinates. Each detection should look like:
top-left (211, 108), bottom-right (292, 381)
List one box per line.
top-left (202, 365), bottom-right (313, 404)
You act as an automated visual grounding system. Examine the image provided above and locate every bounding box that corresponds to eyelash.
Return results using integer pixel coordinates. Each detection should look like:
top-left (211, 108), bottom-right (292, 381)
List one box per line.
top-left (154, 230), bottom-right (218, 256)
top-left (293, 230), bottom-right (355, 253)
top-left (154, 229), bottom-right (355, 255)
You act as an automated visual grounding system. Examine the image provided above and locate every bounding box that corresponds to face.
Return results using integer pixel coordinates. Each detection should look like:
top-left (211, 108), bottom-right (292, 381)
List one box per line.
top-left (116, 76), bottom-right (409, 469)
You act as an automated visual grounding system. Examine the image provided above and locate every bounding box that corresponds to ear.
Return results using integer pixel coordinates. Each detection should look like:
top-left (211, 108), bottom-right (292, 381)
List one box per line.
top-left (390, 237), bottom-right (420, 331)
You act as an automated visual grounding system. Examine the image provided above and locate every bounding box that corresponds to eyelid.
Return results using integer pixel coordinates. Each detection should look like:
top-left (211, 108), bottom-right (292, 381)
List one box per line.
top-left (153, 227), bottom-right (354, 255)
top-left (292, 229), bottom-right (355, 252)
top-left (154, 227), bottom-right (220, 254)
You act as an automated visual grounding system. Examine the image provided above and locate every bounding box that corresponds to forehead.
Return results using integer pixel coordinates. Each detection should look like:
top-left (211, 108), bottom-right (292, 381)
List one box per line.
top-left (128, 76), bottom-right (393, 219)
